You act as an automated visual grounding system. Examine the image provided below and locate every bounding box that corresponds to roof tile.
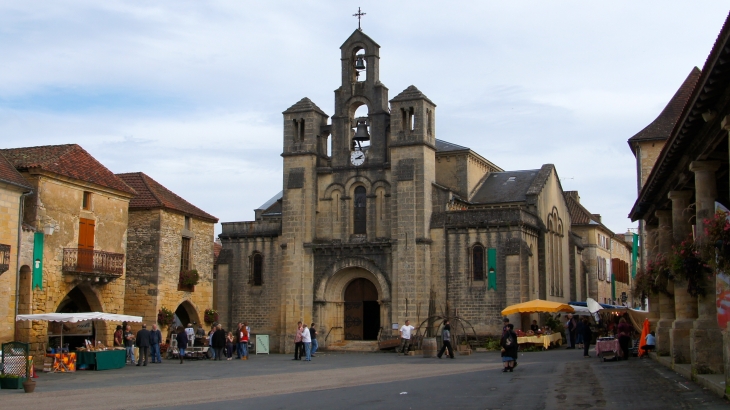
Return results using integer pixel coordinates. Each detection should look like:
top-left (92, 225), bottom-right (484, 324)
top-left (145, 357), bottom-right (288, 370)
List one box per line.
top-left (0, 153), bottom-right (32, 191)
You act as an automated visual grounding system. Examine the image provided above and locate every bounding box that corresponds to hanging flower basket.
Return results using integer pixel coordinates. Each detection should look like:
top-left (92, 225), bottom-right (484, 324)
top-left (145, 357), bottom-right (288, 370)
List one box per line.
top-left (157, 307), bottom-right (174, 327)
top-left (204, 309), bottom-right (219, 324)
top-left (669, 235), bottom-right (712, 297)
top-left (633, 256), bottom-right (672, 298)
top-left (702, 210), bottom-right (730, 273)
top-left (179, 269), bottom-right (200, 288)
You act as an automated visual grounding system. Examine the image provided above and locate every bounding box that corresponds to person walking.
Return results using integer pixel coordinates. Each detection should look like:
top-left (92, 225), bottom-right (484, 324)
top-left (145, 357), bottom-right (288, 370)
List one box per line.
top-left (581, 318), bottom-right (593, 358)
top-left (500, 323), bottom-right (518, 372)
top-left (150, 324), bottom-right (163, 363)
top-left (617, 317), bottom-right (632, 360)
top-left (208, 325), bottom-right (217, 360)
top-left (176, 326), bottom-right (188, 364)
top-left (225, 331), bottom-right (235, 360)
top-left (399, 320), bottom-right (415, 355)
top-left (437, 320), bottom-right (455, 359)
top-left (212, 324), bottom-right (226, 361)
top-left (565, 314), bottom-right (576, 349)
top-left (293, 322), bottom-right (303, 360)
top-left (136, 324), bottom-right (151, 366)
top-left (310, 323), bottom-right (318, 357)
top-left (123, 325), bottom-right (136, 365)
top-left (240, 323), bottom-right (249, 360)
top-left (575, 317), bottom-right (585, 349)
top-left (302, 323), bottom-right (312, 361)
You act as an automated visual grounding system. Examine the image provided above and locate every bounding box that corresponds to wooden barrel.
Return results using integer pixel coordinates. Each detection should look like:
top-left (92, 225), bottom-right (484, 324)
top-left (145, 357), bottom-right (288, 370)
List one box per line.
top-left (422, 337), bottom-right (437, 358)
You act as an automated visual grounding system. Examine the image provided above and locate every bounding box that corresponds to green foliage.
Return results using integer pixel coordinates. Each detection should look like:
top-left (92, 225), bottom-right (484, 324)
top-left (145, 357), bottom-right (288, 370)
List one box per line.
top-left (204, 308), bottom-right (219, 324)
top-left (157, 306), bottom-right (174, 327)
top-left (179, 269), bottom-right (200, 287)
top-left (0, 374), bottom-right (20, 379)
top-left (483, 338), bottom-right (501, 350)
top-left (670, 235), bottom-right (712, 297)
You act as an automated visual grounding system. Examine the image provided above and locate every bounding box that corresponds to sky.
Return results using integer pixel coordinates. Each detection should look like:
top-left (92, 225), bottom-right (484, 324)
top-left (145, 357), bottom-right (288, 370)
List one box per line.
top-left (1, 1), bottom-right (729, 238)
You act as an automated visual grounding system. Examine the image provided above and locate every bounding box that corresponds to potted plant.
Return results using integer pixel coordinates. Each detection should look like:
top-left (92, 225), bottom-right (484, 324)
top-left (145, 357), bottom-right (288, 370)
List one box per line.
top-left (204, 309), bottom-right (219, 325)
top-left (178, 269), bottom-right (199, 291)
top-left (0, 374), bottom-right (26, 390)
top-left (670, 235), bottom-right (712, 297)
top-left (157, 307), bottom-right (174, 327)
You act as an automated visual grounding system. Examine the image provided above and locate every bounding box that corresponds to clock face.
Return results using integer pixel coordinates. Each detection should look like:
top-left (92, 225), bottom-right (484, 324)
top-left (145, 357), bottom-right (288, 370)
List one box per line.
top-left (350, 150), bottom-right (366, 166)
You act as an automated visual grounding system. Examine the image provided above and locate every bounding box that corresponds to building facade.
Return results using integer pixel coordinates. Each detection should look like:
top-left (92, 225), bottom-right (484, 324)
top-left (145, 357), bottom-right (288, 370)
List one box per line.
top-left (117, 172), bottom-right (218, 334)
top-left (218, 30), bottom-right (575, 352)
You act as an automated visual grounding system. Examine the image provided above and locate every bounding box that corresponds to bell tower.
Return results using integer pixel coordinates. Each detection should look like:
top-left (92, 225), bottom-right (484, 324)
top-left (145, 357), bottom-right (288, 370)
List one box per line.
top-left (332, 30), bottom-right (391, 168)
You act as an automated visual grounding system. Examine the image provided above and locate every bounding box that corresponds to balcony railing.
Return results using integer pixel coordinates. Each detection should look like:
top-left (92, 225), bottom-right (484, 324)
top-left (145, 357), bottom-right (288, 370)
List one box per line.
top-left (0, 244), bottom-right (10, 274)
top-left (62, 248), bottom-right (124, 278)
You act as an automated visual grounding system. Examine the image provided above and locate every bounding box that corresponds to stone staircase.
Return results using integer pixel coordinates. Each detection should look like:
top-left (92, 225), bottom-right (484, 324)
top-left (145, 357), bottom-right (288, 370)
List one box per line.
top-left (324, 340), bottom-right (379, 352)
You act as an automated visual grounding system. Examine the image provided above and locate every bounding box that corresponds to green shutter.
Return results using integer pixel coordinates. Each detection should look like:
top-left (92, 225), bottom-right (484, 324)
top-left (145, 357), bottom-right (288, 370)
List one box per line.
top-left (631, 233), bottom-right (638, 278)
top-left (32, 232), bottom-right (44, 290)
top-left (487, 248), bottom-right (497, 290)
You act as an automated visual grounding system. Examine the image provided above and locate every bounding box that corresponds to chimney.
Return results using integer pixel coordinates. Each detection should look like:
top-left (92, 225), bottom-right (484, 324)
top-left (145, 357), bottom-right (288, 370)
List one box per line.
top-left (592, 214), bottom-right (602, 223)
top-left (565, 191), bottom-right (580, 203)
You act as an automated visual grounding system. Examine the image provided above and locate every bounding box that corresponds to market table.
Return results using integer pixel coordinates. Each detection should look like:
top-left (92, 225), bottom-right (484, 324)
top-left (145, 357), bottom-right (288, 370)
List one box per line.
top-left (595, 338), bottom-right (620, 360)
top-left (76, 350), bottom-right (126, 370)
top-left (517, 333), bottom-right (562, 349)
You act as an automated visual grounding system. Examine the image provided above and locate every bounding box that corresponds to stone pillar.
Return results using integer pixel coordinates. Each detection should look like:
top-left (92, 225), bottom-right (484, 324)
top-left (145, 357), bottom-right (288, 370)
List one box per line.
top-left (689, 160), bottom-right (724, 374)
top-left (669, 191), bottom-right (698, 365)
top-left (645, 224), bottom-right (660, 331)
top-left (655, 210), bottom-right (675, 356)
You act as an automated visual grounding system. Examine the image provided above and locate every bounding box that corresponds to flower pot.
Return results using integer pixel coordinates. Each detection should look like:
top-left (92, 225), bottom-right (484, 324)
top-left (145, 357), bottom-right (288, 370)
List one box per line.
top-left (22, 378), bottom-right (36, 393)
top-left (0, 376), bottom-right (26, 389)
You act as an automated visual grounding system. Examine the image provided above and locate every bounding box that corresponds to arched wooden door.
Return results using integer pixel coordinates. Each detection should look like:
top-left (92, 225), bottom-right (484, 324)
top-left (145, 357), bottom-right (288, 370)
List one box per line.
top-left (344, 278), bottom-right (380, 340)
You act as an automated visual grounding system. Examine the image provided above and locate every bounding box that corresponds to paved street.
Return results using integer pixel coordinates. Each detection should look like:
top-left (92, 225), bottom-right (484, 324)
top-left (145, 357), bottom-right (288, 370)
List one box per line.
top-left (1, 349), bottom-right (728, 409)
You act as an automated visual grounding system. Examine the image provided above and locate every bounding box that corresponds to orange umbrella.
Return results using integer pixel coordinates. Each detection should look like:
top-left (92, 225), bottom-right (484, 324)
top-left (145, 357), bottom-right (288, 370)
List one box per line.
top-left (638, 318), bottom-right (650, 357)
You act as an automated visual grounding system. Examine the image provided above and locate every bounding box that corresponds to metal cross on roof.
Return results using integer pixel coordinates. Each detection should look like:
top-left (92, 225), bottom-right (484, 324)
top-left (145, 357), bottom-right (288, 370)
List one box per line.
top-left (353, 7), bottom-right (366, 31)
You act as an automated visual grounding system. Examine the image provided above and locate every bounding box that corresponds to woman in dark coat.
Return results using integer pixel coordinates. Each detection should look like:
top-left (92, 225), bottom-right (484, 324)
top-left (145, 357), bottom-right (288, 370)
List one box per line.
top-left (176, 326), bottom-right (188, 364)
top-left (500, 324), bottom-right (518, 372)
top-left (212, 324), bottom-right (227, 361)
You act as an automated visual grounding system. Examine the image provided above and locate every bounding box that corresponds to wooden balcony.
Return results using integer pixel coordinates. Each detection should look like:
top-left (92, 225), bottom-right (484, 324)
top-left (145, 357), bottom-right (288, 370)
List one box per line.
top-left (62, 248), bottom-right (124, 280)
top-left (0, 244), bottom-right (10, 274)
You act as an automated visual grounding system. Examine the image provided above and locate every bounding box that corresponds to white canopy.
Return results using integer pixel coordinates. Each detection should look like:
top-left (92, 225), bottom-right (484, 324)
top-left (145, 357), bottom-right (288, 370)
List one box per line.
top-left (16, 312), bottom-right (143, 323)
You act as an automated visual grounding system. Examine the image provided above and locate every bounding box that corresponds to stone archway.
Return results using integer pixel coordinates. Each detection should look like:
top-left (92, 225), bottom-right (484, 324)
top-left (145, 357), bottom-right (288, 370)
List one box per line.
top-left (174, 300), bottom-right (201, 329)
top-left (51, 284), bottom-right (105, 350)
top-left (314, 258), bottom-right (391, 345)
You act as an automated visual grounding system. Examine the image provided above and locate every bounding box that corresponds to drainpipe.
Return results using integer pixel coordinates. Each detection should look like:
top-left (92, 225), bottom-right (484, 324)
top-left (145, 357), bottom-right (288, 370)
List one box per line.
top-left (14, 191), bottom-right (32, 340)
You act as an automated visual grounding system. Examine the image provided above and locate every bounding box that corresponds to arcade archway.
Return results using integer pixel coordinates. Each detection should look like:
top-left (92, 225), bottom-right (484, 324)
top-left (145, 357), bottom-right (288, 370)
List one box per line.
top-left (51, 285), bottom-right (103, 350)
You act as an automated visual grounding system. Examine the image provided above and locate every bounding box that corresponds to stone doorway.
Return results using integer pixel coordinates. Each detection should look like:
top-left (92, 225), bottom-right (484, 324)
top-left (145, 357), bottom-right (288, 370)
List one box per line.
top-left (52, 285), bottom-right (102, 350)
top-left (344, 278), bottom-right (380, 340)
top-left (174, 300), bottom-right (200, 329)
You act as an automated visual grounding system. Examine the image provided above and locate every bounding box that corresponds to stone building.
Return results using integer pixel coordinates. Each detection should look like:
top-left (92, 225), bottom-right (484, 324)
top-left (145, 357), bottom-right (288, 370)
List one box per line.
top-left (628, 12), bottom-right (730, 390)
top-left (218, 30), bottom-right (575, 352)
top-left (117, 172), bottom-right (218, 333)
top-left (0, 144), bottom-right (135, 357)
top-left (610, 234), bottom-right (634, 307)
top-left (0, 153), bottom-right (33, 344)
top-left (564, 191), bottom-right (633, 305)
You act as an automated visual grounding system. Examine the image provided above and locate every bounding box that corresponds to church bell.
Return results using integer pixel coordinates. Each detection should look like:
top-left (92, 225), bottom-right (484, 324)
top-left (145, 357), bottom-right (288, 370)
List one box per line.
top-left (353, 119), bottom-right (370, 143)
top-left (355, 55), bottom-right (366, 71)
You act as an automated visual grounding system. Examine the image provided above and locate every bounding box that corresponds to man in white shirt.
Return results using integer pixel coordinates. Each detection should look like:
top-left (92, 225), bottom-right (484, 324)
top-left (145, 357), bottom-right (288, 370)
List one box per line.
top-left (399, 320), bottom-right (415, 356)
top-left (301, 323), bottom-right (312, 361)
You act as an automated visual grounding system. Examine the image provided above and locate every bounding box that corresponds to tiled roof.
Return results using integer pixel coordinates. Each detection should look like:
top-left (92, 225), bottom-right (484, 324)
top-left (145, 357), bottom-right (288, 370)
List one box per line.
top-left (627, 67), bottom-right (701, 148)
top-left (0, 153), bottom-right (32, 192)
top-left (564, 192), bottom-right (613, 235)
top-left (390, 85), bottom-right (436, 106)
top-left (470, 169), bottom-right (540, 204)
top-left (116, 172), bottom-right (218, 223)
top-left (282, 97), bottom-right (328, 116)
top-left (0, 144), bottom-right (135, 195)
top-left (435, 139), bottom-right (469, 152)
top-left (214, 241), bottom-right (222, 258)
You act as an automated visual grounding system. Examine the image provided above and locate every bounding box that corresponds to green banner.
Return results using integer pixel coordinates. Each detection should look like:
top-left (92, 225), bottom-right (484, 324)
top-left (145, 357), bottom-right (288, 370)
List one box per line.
top-left (487, 248), bottom-right (497, 290)
top-left (631, 232), bottom-right (638, 278)
top-left (32, 232), bottom-right (43, 290)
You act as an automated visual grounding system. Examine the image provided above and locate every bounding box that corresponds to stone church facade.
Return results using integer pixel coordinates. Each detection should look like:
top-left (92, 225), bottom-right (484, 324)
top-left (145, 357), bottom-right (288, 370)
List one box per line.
top-left (218, 30), bottom-right (575, 353)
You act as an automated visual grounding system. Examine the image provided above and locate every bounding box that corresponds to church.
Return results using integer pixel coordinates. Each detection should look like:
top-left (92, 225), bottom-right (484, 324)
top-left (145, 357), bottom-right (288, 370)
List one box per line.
top-left (217, 29), bottom-right (577, 353)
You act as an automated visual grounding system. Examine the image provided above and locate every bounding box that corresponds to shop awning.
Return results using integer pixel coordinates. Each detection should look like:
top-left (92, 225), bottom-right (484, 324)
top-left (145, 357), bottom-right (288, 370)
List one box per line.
top-left (501, 299), bottom-right (575, 315)
top-left (16, 312), bottom-right (143, 323)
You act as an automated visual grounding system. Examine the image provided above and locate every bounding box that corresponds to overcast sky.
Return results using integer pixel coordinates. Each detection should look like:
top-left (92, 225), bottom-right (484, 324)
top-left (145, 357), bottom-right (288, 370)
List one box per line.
top-left (2, 1), bottom-right (729, 238)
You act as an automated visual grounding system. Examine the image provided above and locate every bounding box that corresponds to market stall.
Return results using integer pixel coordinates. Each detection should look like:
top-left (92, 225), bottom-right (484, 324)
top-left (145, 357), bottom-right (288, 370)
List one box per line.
top-left (502, 299), bottom-right (575, 349)
top-left (16, 312), bottom-right (142, 372)
top-left (516, 333), bottom-right (563, 349)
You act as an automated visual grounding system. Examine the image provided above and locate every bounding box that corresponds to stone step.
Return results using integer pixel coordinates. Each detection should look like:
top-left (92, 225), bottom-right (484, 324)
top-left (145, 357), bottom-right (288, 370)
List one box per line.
top-left (325, 340), bottom-right (379, 352)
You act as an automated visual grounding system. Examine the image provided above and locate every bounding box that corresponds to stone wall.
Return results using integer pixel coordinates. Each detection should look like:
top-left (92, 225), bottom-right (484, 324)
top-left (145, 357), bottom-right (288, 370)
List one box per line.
top-left (0, 182), bottom-right (27, 344)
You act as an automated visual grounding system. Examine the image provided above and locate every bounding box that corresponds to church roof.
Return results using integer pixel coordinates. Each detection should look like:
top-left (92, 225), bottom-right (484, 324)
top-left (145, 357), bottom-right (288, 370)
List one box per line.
top-left (390, 85), bottom-right (436, 106)
top-left (0, 144), bottom-right (135, 195)
top-left (282, 97), bottom-right (328, 116)
top-left (116, 172), bottom-right (218, 223)
top-left (341, 29), bottom-right (380, 49)
top-left (435, 139), bottom-right (469, 152)
top-left (257, 190), bottom-right (283, 216)
top-left (0, 152), bottom-right (32, 192)
top-left (627, 67), bottom-right (701, 151)
top-left (470, 169), bottom-right (540, 204)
